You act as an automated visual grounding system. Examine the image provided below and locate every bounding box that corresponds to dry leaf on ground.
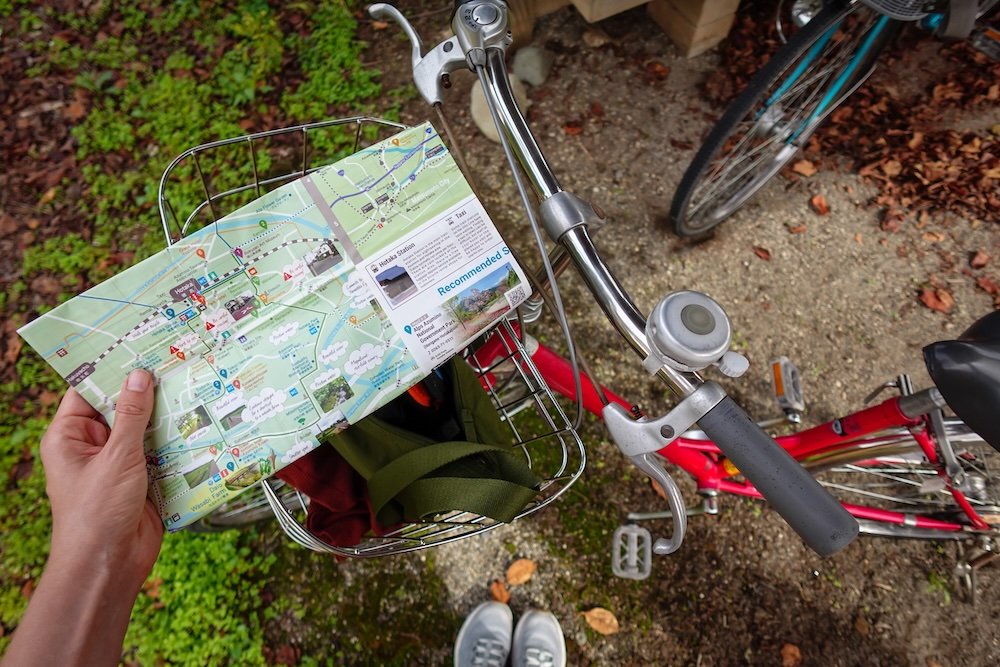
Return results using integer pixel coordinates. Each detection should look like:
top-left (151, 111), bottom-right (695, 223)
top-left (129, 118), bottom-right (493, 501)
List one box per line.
top-left (809, 194), bottom-right (830, 215)
top-left (581, 607), bottom-right (620, 635)
top-left (506, 558), bottom-right (537, 585)
top-left (787, 223), bottom-right (807, 234)
top-left (882, 159), bottom-right (902, 176)
top-left (752, 246), bottom-right (771, 261)
top-left (563, 121), bottom-right (584, 136)
top-left (922, 231), bottom-right (945, 243)
top-left (919, 287), bottom-right (955, 314)
top-left (489, 579), bottom-right (511, 604)
top-left (791, 160), bottom-right (817, 177)
top-left (970, 251), bottom-right (990, 269)
top-left (781, 643), bottom-right (803, 667)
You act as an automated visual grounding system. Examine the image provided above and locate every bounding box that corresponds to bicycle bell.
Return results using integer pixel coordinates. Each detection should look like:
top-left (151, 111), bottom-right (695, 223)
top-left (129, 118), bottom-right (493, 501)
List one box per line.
top-left (643, 290), bottom-right (749, 377)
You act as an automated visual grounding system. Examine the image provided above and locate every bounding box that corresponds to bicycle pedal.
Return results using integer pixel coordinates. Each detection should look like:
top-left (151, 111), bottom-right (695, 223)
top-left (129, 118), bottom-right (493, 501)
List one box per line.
top-left (970, 26), bottom-right (1000, 62)
top-left (770, 356), bottom-right (805, 415)
top-left (611, 524), bottom-right (652, 580)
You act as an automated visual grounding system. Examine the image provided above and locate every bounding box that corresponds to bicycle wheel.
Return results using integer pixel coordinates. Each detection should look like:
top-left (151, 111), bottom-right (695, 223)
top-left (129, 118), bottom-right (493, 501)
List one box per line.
top-left (187, 480), bottom-right (306, 532)
top-left (670, 1), bottom-right (900, 237)
top-left (800, 423), bottom-right (1000, 535)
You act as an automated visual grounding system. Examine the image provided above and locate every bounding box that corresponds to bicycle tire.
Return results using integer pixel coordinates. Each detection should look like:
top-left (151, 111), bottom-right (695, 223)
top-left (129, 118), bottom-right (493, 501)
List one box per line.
top-left (186, 480), bottom-right (306, 532)
top-left (799, 426), bottom-right (1000, 533)
top-left (670, 1), bottom-right (900, 237)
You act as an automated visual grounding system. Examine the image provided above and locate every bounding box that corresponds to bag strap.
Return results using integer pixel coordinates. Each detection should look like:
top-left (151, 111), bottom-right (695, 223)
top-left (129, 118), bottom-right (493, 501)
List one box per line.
top-left (367, 441), bottom-right (537, 525)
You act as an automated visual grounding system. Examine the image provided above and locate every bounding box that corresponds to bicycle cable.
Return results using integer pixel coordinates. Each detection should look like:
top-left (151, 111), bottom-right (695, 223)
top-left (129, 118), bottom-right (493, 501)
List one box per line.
top-left (435, 98), bottom-right (611, 414)
top-left (472, 55), bottom-right (587, 431)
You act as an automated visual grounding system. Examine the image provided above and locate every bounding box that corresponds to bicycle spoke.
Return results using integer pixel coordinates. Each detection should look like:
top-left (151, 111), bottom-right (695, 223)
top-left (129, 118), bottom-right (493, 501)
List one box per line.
top-left (682, 8), bottom-right (885, 228)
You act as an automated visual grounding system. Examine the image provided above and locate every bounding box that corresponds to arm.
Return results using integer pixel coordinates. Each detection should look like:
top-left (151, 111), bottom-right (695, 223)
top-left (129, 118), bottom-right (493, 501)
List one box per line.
top-left (2, 369), bottom-right (163, 667)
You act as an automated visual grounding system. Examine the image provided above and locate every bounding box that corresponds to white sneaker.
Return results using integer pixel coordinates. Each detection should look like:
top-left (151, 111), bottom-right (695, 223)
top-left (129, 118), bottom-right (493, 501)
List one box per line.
top-left (454, 601), bottom-right (513, 667)
top-left (511, 609), bottom-right (566, 667)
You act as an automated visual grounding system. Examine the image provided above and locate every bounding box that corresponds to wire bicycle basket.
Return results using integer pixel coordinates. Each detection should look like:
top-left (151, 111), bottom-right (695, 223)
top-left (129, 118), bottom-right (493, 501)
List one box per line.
top-left (157, 116), bottom-right (586, 556)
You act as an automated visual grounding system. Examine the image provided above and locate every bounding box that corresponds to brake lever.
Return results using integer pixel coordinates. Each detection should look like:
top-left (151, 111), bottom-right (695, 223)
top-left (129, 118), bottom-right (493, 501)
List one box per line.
top-left (369, 3), bottom-right (466, 105)
top-left (629, 453), bottom-right (688, 555)
top-left (368, 4), bottom-right (423, 68)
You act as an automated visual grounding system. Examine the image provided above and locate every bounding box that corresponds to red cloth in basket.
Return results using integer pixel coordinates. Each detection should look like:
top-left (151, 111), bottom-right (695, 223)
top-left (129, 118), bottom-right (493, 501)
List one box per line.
top-left (275, 444), bottom-right (383, 548)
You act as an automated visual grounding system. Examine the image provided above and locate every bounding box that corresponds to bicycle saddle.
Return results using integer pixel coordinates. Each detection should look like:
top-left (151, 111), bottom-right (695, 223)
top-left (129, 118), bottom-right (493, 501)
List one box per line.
top-left (923, 310), bottom-right (1000, 452)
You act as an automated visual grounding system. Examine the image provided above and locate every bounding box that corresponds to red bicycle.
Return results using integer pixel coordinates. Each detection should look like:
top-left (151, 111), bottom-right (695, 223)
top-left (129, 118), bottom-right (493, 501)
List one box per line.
top-left (157, 0), bottom-right (1000, 592)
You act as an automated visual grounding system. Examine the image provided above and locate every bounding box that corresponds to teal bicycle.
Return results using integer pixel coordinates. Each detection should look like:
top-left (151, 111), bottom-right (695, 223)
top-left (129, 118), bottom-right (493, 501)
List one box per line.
top-left (669, 0), bottom-right (998, 237)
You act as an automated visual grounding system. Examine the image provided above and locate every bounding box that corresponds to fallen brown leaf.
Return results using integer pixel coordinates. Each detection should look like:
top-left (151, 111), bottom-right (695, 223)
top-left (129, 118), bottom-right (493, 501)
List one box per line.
top-left (977, 276), bottom-right (1000, 299)
top-left (970, 251), bottom-right (990, 269)
top-left (3, 335), bottom-right (23, 367)
top-left (788, 223), bottom-right (808, 234)
top-left (644, 61), bottom-right (670, 80)
top-left (882, 160), bottom-right (902, 177)
top-left (581, 607), bottom-right (619, 635)
top-left (21, 579), bottom-right (34, 600)
top-left (506, 558), bottom-right (537, 585)
top-left (781, 643), bottom-right (803, 667)
top-left (371, 20), bottom-right (390, 30)
top-left (908, 131), bottom-right (924, 150)
top-left (65, 99), bottom-right (87, 121)
top-left (922, 231), bottom-right (945, 243)
top-left (38, 187), bottom-right (58, 206)
top-left (809, 194), bottom-right (830, 215)
top-left (791, 160), bottom-right (817, 177)
top-left (38, 390), bottom-right (61, 407)
top-left (918, 287), bottom-right (954, 314)
top-left (489, 579), bottom-right (511, 604)
top-left (650, 478), bottom-right (667, 500)
top-left (563, 121), bottom-right (584, 136)
top-left (752, 246), bottom-right (771, 261)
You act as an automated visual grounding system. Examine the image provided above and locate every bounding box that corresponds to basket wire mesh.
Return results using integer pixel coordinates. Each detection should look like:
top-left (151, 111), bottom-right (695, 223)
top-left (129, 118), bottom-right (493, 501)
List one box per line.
top-left (157, 116), bottom-right (586, 556)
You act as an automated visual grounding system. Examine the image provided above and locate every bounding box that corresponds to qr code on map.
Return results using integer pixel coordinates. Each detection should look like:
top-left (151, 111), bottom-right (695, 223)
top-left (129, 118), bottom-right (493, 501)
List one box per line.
top-left (505, 286), bottom-right (528, 309)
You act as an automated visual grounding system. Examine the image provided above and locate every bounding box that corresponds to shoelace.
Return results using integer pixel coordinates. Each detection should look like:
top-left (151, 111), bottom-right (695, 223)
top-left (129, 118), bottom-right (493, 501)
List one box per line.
top-left (471, 637), bottom-right (508, 667)
top-left (524, 647), bottom-right (555, 667)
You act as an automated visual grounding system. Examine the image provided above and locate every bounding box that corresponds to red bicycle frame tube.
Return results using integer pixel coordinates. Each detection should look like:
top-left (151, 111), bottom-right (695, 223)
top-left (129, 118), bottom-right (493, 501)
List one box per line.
top-left (478, 330), bottom-right (990, 534)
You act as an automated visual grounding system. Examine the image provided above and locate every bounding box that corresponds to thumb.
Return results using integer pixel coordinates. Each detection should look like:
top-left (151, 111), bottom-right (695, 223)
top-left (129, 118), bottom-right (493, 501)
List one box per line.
top-left (107, 369), bottom-right (155, 453)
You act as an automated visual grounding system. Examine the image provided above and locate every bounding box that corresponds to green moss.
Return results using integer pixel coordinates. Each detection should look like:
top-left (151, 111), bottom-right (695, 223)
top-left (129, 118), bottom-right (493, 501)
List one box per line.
top-left (123, 531), bottom-right (275, 665)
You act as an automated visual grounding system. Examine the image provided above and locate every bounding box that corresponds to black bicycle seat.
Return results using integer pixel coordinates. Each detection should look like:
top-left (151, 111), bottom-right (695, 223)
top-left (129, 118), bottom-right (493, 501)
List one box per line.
top-left (923, 310), bottom-right (1000, 452)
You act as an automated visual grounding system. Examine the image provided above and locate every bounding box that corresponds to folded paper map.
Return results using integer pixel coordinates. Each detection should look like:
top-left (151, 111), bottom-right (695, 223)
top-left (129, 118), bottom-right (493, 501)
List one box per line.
top-left (19, 121), bottom-right (528, 530)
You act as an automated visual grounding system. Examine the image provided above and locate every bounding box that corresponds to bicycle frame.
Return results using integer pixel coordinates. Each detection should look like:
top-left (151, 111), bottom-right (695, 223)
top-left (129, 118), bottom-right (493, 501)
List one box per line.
top-left (472, 326), bottom-right (993, 537)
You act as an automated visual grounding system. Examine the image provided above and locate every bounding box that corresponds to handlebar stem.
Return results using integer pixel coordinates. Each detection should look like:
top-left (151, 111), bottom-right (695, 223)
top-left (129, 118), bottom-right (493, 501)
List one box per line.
top-left (481, 49), bottom-right (563, 199)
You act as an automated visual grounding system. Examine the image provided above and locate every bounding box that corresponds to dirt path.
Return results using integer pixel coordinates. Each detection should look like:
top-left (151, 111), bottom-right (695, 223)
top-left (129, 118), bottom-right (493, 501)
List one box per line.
top-left (350, 4), bottom-right (1000, 665)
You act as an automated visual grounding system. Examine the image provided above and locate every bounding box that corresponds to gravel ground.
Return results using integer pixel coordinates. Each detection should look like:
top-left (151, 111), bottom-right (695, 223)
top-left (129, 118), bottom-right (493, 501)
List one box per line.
top-left (312, 5), bottom-right (1000, 665)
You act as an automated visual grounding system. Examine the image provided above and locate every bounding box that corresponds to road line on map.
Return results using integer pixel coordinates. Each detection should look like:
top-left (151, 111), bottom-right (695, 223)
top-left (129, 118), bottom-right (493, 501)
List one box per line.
top-left (300, 175), bottom-right (363, 264)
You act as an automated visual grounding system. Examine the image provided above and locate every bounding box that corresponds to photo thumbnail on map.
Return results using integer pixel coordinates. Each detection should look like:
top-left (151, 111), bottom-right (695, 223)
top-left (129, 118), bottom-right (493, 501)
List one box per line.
top-left (443, 263), bottom-right (523, 335)
top-left (306, 239), bottom-right (344, 276)
top-left (224, 292), bottom-right (257, 322)
top-left (375, 265), bottom-right (417, 307)
top-left (314, 376), bottom-right (354, 414)
top-left (175, 405), bottom-right (213, 441)
top-left (181, 455), bottom-right (219, 489)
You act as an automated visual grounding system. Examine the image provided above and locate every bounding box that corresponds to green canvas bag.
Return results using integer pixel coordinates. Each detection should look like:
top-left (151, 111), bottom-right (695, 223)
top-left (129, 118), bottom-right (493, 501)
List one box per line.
top-left (325, 358), bottom-right (540, 527)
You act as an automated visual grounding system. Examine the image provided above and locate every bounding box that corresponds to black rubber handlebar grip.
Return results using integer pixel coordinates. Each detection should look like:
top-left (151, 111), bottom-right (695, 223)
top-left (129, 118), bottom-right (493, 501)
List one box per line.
top-left (697, 397), bottom-right (859, 556)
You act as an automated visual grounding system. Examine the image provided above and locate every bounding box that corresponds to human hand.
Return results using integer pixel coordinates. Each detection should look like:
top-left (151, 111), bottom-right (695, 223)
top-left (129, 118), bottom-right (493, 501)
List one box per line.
top-left (40, 369), bottom-right (163, 590)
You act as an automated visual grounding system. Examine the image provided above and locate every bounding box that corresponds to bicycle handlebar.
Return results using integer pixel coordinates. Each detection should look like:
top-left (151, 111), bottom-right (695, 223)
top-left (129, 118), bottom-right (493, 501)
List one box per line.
top-left (697, 397), bottom-right (859, 556)
top-left (372, 0), bottom-right (860, 556)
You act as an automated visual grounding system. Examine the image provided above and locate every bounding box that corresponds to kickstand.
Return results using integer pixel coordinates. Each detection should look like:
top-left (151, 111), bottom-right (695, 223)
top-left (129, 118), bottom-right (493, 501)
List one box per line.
top-left (955, 540), bottom-right (999, 605)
